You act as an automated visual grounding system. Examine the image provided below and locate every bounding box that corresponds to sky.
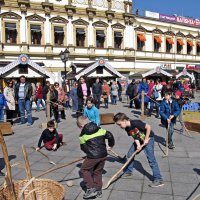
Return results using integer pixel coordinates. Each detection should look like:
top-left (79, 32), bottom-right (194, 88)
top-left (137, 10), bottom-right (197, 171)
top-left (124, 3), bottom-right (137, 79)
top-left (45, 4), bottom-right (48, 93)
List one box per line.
top-left (134, 0), bottom-right (200, 19)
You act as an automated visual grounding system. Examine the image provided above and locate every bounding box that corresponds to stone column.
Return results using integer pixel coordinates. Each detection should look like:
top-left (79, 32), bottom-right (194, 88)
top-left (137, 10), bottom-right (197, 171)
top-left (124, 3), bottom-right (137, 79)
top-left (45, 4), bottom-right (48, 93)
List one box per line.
top-left (20, 12), bottom-right (27, 43)
top-left (107, 21), bottom-right (112, 47)
top-left (67, 18), bottom-right (73, 45)
top-left (88, 20), bottom-right (94, 46)
top-left (0, 18), bottom-right (2, 43)
top-left (45, 15), bottom-right (51, 44)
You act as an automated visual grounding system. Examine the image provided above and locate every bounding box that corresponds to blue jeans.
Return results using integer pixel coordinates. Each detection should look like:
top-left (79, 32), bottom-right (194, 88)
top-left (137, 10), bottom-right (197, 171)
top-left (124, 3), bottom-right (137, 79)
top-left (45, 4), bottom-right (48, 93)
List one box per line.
top-left (125, 137), bottom-right (162, 181)
top-left (0, 109), bottom-right (4, 122)
top-left (18, 99), bottom-right (32, 124)
top-left (36, 99), bottom-right (45, 111)
top-left (112, 95), bottom-right (117, 104)
top-left (168, 123), bottom-right (174, 144)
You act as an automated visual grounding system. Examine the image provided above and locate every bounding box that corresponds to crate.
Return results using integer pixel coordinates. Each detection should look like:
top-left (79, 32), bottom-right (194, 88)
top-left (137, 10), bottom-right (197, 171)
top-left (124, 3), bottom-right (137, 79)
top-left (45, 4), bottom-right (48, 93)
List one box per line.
top-left (0, 122), bottom-right (13, 136)
top-left (100, 113), bottom-right (114, 125)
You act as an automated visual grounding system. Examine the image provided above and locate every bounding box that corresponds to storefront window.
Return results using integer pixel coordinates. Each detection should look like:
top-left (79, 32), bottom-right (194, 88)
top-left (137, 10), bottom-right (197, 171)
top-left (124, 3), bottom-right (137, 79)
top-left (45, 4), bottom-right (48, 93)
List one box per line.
top-left (166, 39), bottom-right (172, 53)
top-left (54, 26), bottom-right (64, 45)
top-left (137, 34), bottom-right (145, 51)
top-left (31, 25), bottom-right (41, 45)
top-left (76, 28), bottom-right (85, 47)
top-left (187, 41), bottom-right (193, 55)
top-left (177, 39), bottom-right (184, 54)
top-left (96, 30), bottom-right (105, 48)
top-left (154, 36), bottom-right (162, 52)
top-left (5, 23), bottom-right (17, 44)
top-left (114, 32), bottom-right (123, 49)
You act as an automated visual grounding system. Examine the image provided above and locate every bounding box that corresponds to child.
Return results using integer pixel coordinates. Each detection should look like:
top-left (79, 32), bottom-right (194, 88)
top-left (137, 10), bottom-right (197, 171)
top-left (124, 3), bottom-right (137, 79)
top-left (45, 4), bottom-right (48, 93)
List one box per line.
top-left (102, 91), bottom-right (108, 109)
top-left (0, 90), bottom-right (7, 122)
top-left (84, 97), bottom-right (100, 126)
top-left (160, 90), bottom-right (181, 149)
top-left (36, 120), bottom-right (63, 151)
top-left (77, 116), bottom-right (115, 199)
top-left (175, 90), bottom-right (184, 133)
top-left (113, 112), bottom-right (164, 188)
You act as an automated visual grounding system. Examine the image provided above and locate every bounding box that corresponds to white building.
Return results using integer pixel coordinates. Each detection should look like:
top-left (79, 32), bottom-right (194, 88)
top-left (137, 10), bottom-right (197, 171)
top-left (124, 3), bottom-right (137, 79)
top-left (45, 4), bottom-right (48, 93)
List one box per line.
top-left (0, 0), bottom-right (200, 83)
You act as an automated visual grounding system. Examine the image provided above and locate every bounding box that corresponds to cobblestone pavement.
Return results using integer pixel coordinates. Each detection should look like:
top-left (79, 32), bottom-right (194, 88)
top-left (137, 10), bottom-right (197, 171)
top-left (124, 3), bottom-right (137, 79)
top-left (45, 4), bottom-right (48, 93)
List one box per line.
top-left (0, 93), bottom-right (200, 200)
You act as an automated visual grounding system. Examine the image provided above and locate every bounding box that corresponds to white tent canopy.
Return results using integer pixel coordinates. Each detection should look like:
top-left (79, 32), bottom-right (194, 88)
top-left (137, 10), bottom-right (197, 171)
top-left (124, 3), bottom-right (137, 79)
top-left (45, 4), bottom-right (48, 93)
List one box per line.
top-left (142, 67), bottom-right (173, 78)
top-left (176, 70), bottom-right (194, 80)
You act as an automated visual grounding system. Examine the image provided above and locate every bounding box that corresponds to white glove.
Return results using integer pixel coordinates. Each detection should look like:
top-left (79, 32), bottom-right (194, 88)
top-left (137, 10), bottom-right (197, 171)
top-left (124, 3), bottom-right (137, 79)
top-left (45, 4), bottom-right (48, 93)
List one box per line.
top-left (52, 144), bottom-right (57, 150)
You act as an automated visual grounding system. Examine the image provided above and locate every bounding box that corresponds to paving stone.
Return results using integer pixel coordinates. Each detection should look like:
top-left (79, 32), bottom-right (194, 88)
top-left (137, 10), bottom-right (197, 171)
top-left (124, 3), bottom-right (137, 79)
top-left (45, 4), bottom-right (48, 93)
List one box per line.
top-left (108, 190), bottom-right (141, 200)
top-left (141, 193), bottom-right (173, 200)
top-left (171, 172), bottom-right (199, 184)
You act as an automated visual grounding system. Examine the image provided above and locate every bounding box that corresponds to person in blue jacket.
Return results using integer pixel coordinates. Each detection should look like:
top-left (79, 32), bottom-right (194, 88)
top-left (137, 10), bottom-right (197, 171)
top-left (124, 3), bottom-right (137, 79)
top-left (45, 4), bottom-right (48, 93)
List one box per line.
top-left (0, 90), bottom-right (7, 122)
top-left (138, 78), bottom-right (149, 115)
top-left (84, 97), bottom-right (100, 126)
top-left (159, 89), bottom-right (181, 149)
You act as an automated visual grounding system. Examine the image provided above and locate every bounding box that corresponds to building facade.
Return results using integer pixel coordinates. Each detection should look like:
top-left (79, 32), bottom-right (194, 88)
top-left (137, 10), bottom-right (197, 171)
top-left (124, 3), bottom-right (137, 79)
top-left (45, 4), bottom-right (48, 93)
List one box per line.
top-left (0, 0), bottom-right (200, 82)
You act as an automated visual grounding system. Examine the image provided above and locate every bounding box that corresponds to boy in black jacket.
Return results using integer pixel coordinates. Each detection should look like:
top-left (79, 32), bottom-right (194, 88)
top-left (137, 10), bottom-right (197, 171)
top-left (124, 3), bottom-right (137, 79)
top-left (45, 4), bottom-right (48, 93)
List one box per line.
top-left (77, 116), bottom-right (115, 199)
top-left (36, 120), bottom-right (63, 151)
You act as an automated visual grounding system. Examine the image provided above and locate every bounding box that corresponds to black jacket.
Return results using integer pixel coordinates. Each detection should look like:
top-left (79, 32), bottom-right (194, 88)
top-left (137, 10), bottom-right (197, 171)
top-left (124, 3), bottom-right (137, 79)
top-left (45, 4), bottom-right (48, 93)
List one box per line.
top-left (15, 82), bottom-right (32, 101)
top-left (43, 85), bottom-right (49, 100)
top-left (77, 83), bottom-right (91, 98)
top-left (92, 83), bottom-right (102, 95)
top-left (79, 122), bottom-right (115, 159)
top-left (126, 83), bottom-right (138, 98)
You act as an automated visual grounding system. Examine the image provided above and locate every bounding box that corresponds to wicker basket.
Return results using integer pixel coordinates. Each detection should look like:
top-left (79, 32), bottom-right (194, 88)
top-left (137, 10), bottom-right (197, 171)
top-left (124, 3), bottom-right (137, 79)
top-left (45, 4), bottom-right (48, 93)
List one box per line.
top-left (0, 178), bottom-right (65, 200)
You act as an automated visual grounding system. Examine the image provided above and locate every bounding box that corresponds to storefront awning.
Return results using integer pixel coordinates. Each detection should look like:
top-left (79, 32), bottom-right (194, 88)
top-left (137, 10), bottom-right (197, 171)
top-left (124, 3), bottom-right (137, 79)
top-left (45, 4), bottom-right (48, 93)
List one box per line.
top-left (176, 70), bottom-right (194, 81)
top-left (187, 40), bottom-right (194, 47)
top-left (137, 34), bottom-right (146, 42)
top-left (166, 38), bottom-right (174, 45)
top-left (154, 36), bottom-right (162, 43)
top-left (197, 42), bottom-right (200, 46)
top-left (177, 39), bottom-right (184, 46)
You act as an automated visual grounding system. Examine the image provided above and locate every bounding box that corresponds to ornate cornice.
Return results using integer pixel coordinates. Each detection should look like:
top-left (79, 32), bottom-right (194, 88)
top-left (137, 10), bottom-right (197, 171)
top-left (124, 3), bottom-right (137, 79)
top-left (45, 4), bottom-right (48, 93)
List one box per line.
top-left (105, 10), bottom-right (115, 22)
top-left (72, 18), bottom-right (89, 25)
top-left (111, 23), bottom-right (125, 29)
top-left (164, 30), bottom-right (175, 36)
top-left (86, 7), bottom-right (96, 20)
top-left (65, 5), bottom-right (76, 18)
top-left (0, 12), bottom-right (22, 20)
top-left (123, 13), bottom-right (135, 25)
top-left (49, 16), bottom-right (68, 24)
top-left (152, 28), bottom-right (163, 34)
top-left (92, 20), bottom-right (109, 27)
top-left (26, 13), bottom-right (46, 22)
top-left (135, 25), bottom-right (147, 32)
top-left (186, 33), bottom-right (194, 39)
top-left (176, 31), bottom-right (185, 38)
top-left (42, 2), bottom-right (53, 16)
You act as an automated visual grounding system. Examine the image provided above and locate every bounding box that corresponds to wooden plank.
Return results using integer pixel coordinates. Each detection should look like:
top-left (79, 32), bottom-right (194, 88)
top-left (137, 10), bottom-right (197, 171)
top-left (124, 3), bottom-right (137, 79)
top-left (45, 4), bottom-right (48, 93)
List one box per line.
top-left (100, 113), bottom-right (114, 125)
top-left (184, 120), bottom-right (200, 133)
top-left (0, 122), bottom-right (13, 136)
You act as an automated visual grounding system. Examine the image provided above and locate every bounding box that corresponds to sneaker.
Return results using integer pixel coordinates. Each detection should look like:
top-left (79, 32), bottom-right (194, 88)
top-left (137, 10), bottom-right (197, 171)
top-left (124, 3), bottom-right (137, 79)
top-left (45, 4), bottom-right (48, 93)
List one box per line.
top-left (27, 123), bottom-right (32, 126)
top-left (96, 190), bottom-right (102, 198)
top-left (168, 143), bottom-right (175, 149)
top-left (122, 172), bottom-right (133, 178)
top-left (83, 188), bottom-right (97, 199)
top-left (149, 180), bottom-right (164, 188)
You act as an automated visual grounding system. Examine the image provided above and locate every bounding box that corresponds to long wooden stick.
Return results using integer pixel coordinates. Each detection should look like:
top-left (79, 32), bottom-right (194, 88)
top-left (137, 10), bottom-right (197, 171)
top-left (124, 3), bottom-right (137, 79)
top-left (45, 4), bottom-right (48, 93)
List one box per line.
top-left (0, 130), bottom-right (17, 200)
top-left (165, 124), bottom-right (169, 157)
top-left (109, 149), bottom-right (126, 161)
top-left (21, 145), bottom-right (37, 200)
top-left (36, 156), bottom-right (86, 178)
top-left (103, 144), bottom-right (145, 190)
top-left (31, 146), bottom-right (56, 165)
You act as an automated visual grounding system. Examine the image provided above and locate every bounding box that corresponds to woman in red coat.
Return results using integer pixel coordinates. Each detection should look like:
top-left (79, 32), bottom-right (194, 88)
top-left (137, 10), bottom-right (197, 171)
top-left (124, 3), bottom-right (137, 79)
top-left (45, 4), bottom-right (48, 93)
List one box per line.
top-left (36, 82), bottom-right (45, 111)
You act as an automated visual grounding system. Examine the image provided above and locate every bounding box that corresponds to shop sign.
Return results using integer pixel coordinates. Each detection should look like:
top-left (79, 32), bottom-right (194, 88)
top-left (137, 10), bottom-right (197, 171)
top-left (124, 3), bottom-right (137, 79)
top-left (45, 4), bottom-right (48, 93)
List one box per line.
top-left (161, 64), bottom-right (172, 69)
top-left (186, 64), bottom-right (200, 70)
top-left (159, 14), bottom-right (176, 22)
top-left (98, 57), bottom-right (105, 67)
top-left (156, 66), bottom-right (161, 73)
top-left (18, 54), bottom-right (29, 65)
top-left (145, 11), bottom-right (159, 19)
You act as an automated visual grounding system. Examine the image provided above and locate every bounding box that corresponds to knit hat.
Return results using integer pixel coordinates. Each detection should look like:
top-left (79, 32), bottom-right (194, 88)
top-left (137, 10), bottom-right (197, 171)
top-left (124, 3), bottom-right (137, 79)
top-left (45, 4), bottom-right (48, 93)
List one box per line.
top-left (175, 90), bottom-right (182, 98)
top-left (162, 82), bottom-right (167, 86)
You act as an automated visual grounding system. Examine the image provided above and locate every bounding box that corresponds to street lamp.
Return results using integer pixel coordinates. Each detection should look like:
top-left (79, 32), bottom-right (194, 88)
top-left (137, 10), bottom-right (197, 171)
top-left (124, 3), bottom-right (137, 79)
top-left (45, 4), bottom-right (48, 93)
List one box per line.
top-left (59, 48), bottom-right (70, 80)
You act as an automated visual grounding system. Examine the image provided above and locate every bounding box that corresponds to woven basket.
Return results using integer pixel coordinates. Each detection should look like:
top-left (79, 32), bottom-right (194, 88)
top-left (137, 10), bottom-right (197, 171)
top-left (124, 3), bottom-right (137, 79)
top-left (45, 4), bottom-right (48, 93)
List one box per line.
top-left (0, 178), bottom-right (65, 200)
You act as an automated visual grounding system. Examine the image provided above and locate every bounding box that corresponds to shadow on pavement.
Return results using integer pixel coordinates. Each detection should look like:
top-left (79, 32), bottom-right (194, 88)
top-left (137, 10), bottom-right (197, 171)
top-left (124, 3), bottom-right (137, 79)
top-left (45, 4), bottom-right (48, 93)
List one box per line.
top-left (0, 155), bottom-right (16, 171)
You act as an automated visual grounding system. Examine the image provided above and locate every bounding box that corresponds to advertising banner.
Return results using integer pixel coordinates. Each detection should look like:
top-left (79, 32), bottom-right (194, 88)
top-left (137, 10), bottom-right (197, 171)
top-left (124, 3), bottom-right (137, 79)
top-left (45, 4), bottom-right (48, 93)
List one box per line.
top-left (176, 16), bottom-right (200, 26)
top-left (159, 14), bottom-right (176, 22)
top-left (145, 11), bottom-right (159, 19)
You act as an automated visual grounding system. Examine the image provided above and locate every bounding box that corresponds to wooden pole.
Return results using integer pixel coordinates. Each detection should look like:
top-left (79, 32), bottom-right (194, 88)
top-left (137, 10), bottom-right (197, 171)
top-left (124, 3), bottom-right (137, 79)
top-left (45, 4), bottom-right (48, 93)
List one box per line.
top-left (46, 91), bottom-right (51, 121)
top-left (140, 91), bottom-right (145, 119)
top-left (21, 145), bottom-right (37, 200)
top-left (0, 130), bottom-right (17, 200)
top-left (36, 157), bottom-right (85, 178)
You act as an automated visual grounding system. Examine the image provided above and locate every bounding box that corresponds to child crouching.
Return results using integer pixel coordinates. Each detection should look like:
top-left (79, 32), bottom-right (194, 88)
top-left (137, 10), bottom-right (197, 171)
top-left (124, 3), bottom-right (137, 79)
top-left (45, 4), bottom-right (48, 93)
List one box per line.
top-left (77, 116), bottom-right (115, 199)
top-left (36, 120), bottom-right (63, 151)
